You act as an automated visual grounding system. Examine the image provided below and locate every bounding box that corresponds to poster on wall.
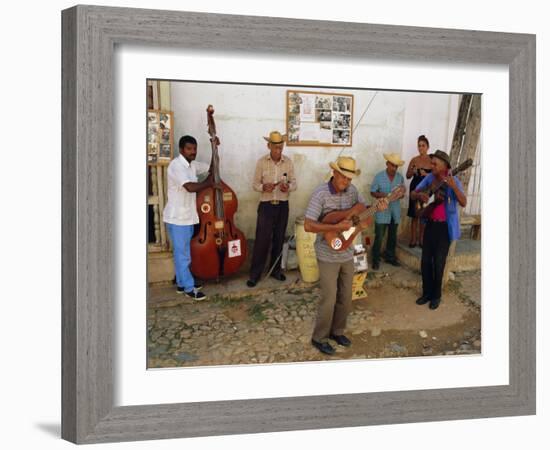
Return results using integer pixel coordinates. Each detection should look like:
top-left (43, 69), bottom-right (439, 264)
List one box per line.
top-left (286, 90), bottom-right (354, 146)
top-left (147, 110), bottom-right (174, 163)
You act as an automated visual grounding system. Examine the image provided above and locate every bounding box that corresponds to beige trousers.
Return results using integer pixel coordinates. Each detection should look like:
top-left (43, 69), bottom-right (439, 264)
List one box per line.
top-left (312, 259), bottom-right (355, 343)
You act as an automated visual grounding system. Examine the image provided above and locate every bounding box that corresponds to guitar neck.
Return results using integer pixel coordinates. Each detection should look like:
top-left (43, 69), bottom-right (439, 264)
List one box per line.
top-left (427, 160), bottom-right (473, 194)
top-left (356, 194), bottom-right (392, 221)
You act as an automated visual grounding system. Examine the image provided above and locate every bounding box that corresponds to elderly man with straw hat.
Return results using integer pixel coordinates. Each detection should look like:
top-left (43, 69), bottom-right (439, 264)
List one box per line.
top-left (304, 156), bottom-right (388, 355)
top-left (370, 153), bottom-right (406, 270)
top-left (247, 131), bottom-right (297, 287)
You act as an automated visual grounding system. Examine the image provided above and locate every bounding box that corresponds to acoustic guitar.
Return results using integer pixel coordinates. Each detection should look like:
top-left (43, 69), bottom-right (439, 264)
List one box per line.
top-left (321, 185), bottom-right (406, 252)
top-left (414, 158), bottom-right (473, 219)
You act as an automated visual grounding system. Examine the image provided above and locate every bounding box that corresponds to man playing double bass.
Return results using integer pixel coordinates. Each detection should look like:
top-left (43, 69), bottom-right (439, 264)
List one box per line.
top-left (163, 135), bottom-right (214, 300)
top-left (247, 131), bottom-right (297, 287)
top-left (304, 157), bottom-right (388, 355)
top-left (410, 150), bottom-right (467, 310)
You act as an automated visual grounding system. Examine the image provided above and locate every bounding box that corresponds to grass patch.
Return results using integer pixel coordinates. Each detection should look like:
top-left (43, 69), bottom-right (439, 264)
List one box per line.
top-left (446, 279), bottom-right (473, 305)
top-left (209, 294), bottom-right (252, 307)
top-left (247, 300), bottom-right (276, 322)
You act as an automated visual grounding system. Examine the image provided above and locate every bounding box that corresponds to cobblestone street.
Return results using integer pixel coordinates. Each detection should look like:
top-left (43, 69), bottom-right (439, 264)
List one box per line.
top-left (148, 264), bottom-right (481, 368)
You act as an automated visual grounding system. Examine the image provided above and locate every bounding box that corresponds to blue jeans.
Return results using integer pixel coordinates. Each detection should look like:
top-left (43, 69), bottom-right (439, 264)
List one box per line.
top-left (166, 223), bottom-right (195, 292)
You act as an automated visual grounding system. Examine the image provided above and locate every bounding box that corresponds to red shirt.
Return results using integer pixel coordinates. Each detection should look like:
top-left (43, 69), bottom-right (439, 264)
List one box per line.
top-left (430, 202), bottom-right (447, 221)
top-left (430, 170), bottom-right (448, 221)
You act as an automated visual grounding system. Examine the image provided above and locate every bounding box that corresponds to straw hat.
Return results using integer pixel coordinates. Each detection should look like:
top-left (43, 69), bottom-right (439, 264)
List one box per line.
top-left (263, 131), bottom-right (286, 144)
top-left (329, 156), bottom-right (361, 179)
top-left (383, 153), bottom-right (405, 167)
top-left (429, 150), bottom-right (451, 168)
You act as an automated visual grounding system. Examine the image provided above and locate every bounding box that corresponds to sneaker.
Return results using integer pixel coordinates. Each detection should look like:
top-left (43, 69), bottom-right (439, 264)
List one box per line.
top-left (177, 286), bottom-right (207, 301)
top-left (246, 279), bottom-right (257, 288)
top-left (177, 285), bottom-right (203, 293)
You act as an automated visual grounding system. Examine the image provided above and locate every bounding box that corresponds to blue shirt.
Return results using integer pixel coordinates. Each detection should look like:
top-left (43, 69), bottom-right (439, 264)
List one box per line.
top-left (415, 173), bottom-right (464, 241)
top-left (370, 170), bottom-right (405, 224)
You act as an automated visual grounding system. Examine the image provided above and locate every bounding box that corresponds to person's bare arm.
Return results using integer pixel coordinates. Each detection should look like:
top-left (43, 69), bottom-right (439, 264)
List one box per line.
top-left (411, 190), bottom-right (430, 203)
top-left (406, 158), bottom-right (417, 179)
top-left (183, 174), bottom-right (213, 193)
top-left (370, 191), bottom-right (387, 199)
top-left (304, 217), bottom-right (353, 233)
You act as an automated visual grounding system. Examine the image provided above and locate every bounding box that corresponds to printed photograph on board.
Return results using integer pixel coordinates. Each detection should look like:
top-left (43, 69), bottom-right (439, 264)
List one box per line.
top-left (146, 79), bottom-right (482, 369)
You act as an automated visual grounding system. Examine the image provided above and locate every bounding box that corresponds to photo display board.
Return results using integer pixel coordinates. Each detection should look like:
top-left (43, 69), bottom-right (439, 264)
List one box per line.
top-left (286, 90), bottom-right (354, 146)
top-left (147, 110), bottom-right (174, 164)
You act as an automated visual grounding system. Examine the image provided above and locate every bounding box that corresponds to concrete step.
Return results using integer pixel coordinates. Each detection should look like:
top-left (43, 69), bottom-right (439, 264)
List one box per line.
top-left (396, 238), bottom-right (481, 272)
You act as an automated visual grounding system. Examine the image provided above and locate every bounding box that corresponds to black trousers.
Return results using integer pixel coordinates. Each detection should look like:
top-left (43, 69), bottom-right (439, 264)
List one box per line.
top-left (249, 201), bottom-right (289, 281)
top-left (421, 221), bottom-right (451, 300)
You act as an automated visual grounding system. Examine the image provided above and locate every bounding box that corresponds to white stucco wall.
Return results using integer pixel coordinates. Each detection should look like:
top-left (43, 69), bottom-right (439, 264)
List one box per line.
top-left (170, 81), bottom-right (460, 238)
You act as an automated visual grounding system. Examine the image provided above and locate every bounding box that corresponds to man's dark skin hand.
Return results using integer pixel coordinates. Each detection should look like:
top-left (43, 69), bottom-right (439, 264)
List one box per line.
top-left (178, 141), bottom-right (218, 193)
top-left (411, 157), bottom-right (467, 207)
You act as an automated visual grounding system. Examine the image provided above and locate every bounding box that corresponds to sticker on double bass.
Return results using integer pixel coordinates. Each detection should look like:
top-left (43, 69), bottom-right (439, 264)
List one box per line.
top-left (228, 239), bottom-right (242, 258)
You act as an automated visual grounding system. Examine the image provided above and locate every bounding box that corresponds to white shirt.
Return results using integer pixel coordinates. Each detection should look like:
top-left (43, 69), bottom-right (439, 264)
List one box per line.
top-left (163, 154), bottom-right (210, 226)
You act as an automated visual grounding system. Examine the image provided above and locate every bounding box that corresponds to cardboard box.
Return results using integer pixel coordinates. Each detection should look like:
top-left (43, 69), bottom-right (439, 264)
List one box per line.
top-left (352, 272), bottom-right (368, 300)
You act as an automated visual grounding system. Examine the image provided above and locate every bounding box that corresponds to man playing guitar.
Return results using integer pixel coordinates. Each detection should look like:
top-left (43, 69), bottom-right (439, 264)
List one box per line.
top-left (304, 157), bottom-right (388, 355)
top-left (410, 150), bottom-right (467, 310)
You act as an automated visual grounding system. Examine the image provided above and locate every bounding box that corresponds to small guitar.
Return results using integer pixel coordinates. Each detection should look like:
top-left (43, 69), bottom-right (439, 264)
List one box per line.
top-left (414, 158), bottom-right (473, 219)
top-left (321, 185), bottom-right (406, 252)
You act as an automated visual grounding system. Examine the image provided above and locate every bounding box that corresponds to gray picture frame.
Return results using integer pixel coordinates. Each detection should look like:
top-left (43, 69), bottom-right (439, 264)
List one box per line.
top-left (61, 5), bottom-right (536, 444)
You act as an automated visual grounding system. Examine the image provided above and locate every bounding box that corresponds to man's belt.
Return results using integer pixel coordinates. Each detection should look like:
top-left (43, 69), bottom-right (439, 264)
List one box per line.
top-left (261, 200), bottom-right (288, 206)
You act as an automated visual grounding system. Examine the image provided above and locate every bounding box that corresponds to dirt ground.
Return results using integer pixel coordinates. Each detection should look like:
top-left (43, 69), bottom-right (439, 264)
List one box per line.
top-left (147, 263), bottom-right (481, 368)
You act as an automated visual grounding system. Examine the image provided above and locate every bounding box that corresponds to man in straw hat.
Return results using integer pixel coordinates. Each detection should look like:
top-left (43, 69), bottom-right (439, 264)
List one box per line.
top-left (370, 153), bottom-right (406, 270)
top-left (247, 131), bottom-right (297, 287)
top-left (411, 150), bottom-right (467, 310)
top-left (304, 156), bottom-right (388, 355)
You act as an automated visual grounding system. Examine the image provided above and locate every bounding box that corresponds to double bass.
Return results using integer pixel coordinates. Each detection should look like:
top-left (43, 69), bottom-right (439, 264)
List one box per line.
top-left (190, 105), bottom-right (247, 280)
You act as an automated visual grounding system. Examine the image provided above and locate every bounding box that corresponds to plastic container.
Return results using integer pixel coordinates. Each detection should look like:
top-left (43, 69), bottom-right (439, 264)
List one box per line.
top-left (295, 216), bottom-right (320, 282)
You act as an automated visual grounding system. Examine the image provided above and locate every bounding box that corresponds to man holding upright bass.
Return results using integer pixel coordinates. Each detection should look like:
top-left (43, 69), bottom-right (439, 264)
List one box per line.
top-left (304, 157), bottom-right (390, 355)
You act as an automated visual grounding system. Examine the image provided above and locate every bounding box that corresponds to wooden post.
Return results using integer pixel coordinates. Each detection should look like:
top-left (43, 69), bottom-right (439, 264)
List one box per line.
top-left (449, 94), bottom-right (472, 167)
top-left (457, 95), bottom-right (481, 191)
top-left (444, 94), bottom-right (481, 287)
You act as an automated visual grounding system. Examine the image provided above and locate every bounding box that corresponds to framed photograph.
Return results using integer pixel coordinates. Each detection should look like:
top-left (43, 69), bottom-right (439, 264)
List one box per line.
top-left (62, 5), bottom-right (535, 445)
top-left (147, 109), bottom-right (174, 162)
top-left (286, 89), bottom-right (354, 146)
